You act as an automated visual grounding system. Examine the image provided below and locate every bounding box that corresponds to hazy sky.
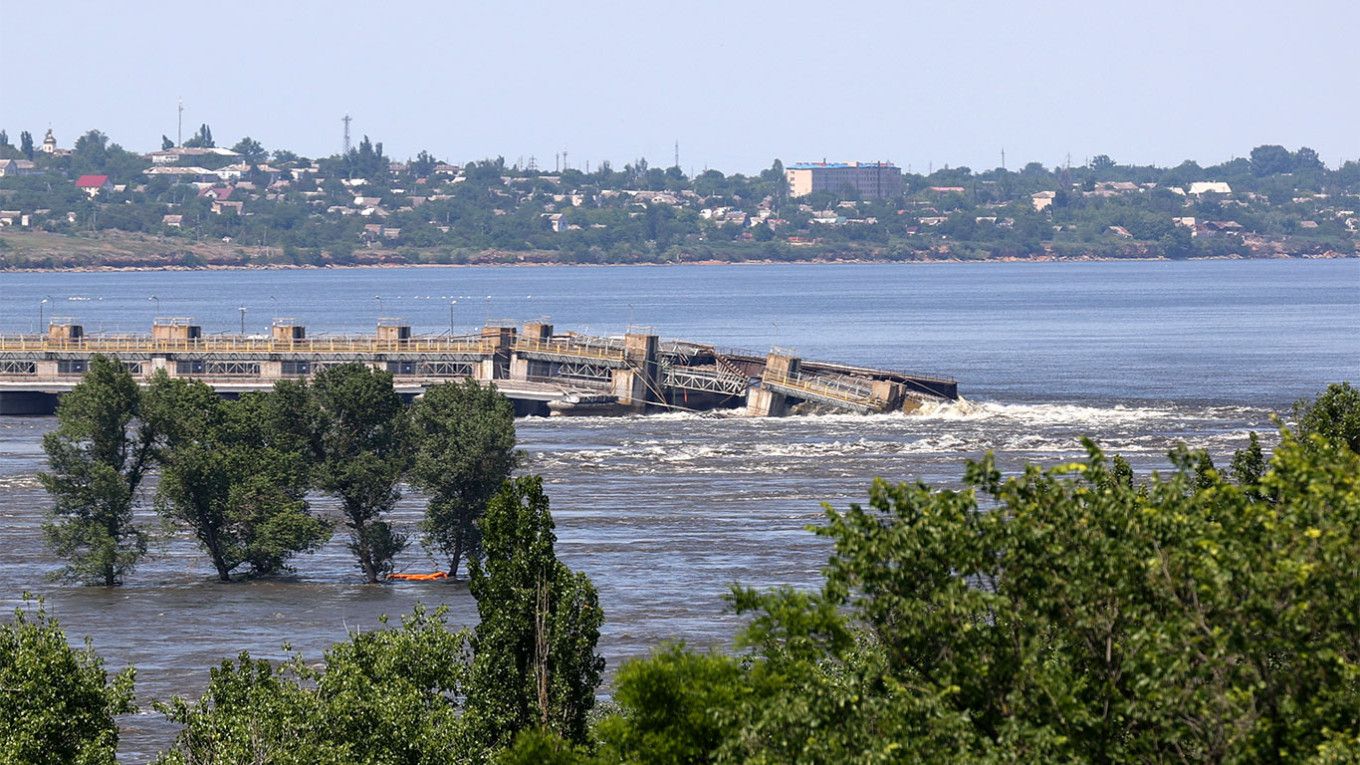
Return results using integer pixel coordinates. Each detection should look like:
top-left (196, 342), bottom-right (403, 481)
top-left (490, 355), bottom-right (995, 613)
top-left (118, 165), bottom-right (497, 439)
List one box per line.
top-left (2, 1), bottom-right (1357, 174)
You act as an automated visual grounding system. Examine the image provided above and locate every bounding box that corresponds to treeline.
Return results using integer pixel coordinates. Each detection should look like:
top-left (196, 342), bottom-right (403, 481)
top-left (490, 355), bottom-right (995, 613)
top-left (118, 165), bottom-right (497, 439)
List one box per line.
top-left (5, 383), bottom-right (1360, 763)
top-left (2, 127), bottom-right (1357, 268)
top-left (40, 356), bottom-right (518, 585)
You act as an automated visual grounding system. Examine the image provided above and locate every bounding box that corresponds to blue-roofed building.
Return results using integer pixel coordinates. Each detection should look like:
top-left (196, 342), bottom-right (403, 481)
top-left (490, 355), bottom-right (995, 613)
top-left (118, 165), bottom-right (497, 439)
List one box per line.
top-left (786, 161), bottom-right (901, 199)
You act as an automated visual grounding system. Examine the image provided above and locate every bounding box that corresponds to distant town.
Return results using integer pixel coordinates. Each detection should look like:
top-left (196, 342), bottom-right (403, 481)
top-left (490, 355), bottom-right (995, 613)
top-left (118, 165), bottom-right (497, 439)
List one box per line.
top-left (0, 126), bottom-right (1356, 269)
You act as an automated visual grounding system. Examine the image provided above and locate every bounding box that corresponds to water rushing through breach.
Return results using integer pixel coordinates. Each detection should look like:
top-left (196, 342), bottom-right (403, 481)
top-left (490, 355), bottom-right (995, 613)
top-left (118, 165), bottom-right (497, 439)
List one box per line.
top-left (0, 259), bottom-right (1356, 761)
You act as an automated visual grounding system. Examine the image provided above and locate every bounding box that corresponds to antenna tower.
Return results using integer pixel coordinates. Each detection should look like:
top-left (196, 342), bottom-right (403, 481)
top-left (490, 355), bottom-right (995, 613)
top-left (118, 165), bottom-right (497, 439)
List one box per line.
top-left (177, 99), bottom-right (184, 146)
top-left (342, 114), bottom-right (352, 154)
top-left (674, 140), bottom-right (680, 168)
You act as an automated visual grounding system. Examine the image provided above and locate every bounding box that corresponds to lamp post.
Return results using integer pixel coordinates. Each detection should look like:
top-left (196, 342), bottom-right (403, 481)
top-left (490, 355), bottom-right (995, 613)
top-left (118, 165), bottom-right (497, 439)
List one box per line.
top-left (149, 295), bottom-right (160, 318)
top-left (39, 296), bottom-right (50, 332)
top-left (374, 295), bottom-right (383, 322)
top-left (449, 300), bottom-right (457, 335)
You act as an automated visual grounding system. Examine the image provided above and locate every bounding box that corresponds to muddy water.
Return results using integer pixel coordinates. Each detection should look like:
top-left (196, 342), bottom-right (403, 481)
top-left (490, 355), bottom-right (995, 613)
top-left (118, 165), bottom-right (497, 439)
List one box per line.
top-left (0, 259), bottom-right (1355, 760)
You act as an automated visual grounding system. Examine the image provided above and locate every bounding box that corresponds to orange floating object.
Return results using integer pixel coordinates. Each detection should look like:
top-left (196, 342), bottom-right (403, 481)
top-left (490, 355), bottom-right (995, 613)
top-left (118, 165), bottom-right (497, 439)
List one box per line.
top-left (387, 571), bottom-right (449, 582)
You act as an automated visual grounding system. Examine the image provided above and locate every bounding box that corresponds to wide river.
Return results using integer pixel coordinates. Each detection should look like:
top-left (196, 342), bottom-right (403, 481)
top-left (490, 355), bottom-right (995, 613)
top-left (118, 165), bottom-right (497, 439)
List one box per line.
top-left (1, 259), bottom-right (1357, 761)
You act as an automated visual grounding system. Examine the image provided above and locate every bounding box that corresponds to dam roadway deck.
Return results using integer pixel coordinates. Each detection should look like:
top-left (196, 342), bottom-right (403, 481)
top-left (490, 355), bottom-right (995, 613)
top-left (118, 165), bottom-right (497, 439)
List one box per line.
top-left (0, 319), bottom-right (958, 417)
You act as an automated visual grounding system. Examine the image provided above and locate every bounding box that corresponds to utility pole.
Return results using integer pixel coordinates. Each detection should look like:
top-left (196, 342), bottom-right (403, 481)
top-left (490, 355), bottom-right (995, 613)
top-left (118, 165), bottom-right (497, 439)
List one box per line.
top-left (343, 114), bottom-right (352, 154)
top-left (177, 98), bottom-right (183, 147)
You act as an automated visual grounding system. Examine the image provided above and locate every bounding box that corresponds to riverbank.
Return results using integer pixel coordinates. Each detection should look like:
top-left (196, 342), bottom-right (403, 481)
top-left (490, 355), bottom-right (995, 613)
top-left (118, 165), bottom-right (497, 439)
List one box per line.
top-left (2, 229), bottom-right (1354, 273)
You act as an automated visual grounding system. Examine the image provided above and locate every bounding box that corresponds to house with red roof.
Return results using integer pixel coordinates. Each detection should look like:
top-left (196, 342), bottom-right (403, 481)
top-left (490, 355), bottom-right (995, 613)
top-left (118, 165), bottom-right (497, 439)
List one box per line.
top-left (75, 175), bottom-right (112, 197)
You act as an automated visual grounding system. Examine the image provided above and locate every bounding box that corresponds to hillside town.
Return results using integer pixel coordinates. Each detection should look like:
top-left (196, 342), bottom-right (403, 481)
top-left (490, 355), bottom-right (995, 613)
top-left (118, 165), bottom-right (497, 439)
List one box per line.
top-left (0, 127), bottom-right (1356, 268)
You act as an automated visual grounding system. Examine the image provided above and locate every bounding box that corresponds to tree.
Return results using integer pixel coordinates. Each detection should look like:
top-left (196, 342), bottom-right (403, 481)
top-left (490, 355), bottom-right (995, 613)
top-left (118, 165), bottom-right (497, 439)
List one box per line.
top-left (411, 149), bottom-right (438, 178)
top-left (231, 136), bottom-right (267, 164)
top-left (1250, 144), bottom-right (1293, 176)
top-left (40, 356), bottom-right (156, 585)
top-left (148, 378), bottom-right (330, 581)
top-left (409, 379), bottom-right (520, 577)
top-left (73, 130), bottom-right (110, 171)
top-left (184, 123), bottom-right (214, 149)
top-left (161, 135), bottom-right (174, 151)
top-left (310, 363), bottom-right (409, 583)
top-left (0, 598), bottom-right (136, 765)
top-left (155, 606), bottom-right (469, 765)
top-left (19, 129), bottom-right (34, 159)
top-left (463, 477), bottom-right (605, 758)
top-left (1294, 381), bottom-right (1360, 454)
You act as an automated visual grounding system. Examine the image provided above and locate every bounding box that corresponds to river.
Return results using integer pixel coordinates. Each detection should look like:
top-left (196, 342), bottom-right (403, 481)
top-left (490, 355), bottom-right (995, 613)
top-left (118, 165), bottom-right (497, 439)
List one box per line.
top-left (1, 258), bottom-right (1357, 761)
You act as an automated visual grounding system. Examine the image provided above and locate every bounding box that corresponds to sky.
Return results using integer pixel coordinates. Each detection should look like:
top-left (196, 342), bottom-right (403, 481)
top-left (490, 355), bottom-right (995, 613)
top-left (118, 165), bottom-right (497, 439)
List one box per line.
top-left (2, 0), bottom-right (1358, 175)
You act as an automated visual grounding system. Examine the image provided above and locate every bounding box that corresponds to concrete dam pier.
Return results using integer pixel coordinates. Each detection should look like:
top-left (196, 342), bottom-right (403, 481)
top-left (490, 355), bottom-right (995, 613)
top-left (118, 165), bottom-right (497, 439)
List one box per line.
top-left (0, 319), bottom-right (958, 417)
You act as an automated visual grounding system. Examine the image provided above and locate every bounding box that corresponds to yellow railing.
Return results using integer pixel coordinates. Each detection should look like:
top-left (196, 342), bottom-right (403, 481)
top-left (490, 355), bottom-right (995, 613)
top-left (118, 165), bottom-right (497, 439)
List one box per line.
top-left (762, 371), bottom-right (877, 407)
top-left (512, 337), bottom-right (626, 363)
top-left (0, 336), bottom-right (489, 355)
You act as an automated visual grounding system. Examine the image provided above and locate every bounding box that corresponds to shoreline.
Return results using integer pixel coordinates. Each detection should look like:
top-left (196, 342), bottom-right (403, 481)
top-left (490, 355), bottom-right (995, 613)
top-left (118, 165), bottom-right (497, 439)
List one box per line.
top-left (2, 251), bottom-right (1354, 275)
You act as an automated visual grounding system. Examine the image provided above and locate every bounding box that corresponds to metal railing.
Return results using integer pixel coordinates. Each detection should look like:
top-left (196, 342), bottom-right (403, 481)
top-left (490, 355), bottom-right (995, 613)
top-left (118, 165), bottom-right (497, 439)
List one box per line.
top-left (762, 370), bottom-right (881, 409)
top-left (0, 335), bottom-right (490, 355)
top-left (512, 336), bottom-right (626, 363)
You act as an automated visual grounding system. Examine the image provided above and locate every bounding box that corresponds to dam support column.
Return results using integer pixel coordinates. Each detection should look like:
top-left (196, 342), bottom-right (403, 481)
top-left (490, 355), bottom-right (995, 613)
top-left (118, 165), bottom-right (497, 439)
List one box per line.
top-left (510, 322), bottom-right (552, 381)
top-left (612, 332), bottom-right (658, 412)
top-left (476, 325), bottom-right (515, 383)
top-left (747, 351), bottom-right (800, 417)
top-left (870, 379), bottom-right (905, 413)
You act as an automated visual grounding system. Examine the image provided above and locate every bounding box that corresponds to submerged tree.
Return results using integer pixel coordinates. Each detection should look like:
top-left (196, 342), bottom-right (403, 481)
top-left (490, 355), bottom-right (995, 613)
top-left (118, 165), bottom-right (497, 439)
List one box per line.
top-left (149, 378), bottom-right (330, 581)
top-left (310, 363), bottom-right (409, 583)
top-left (0, 597), bottom-right (136, 765)
top-left (40, 355), bottom-right (156, 586)
top-left (463, 476), bottom-right (605, 758)
top-left (409, 379), bottom-right (520, 577)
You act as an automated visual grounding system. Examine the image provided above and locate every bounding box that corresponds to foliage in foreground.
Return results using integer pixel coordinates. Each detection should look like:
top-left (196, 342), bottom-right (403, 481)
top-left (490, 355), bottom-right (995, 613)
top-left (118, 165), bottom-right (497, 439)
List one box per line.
top-left (581, 420), bottom-right (1360, 763)
top-left (0, 599), bottom-right (135, 765)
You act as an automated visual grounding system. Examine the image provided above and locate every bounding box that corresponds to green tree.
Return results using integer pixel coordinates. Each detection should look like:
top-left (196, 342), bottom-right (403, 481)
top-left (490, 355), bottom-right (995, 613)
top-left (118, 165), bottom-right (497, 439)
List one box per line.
top-left (149, 378), bottom-right (330, 581)
top-left (18, 130), bottom-right (33, 159)
top-left (593, 645), bottom-right (744, 765)
top-left (1250, 144), bottom-right (1294, 176)
top-left (409, 379), bottom-right (520, 577)
top-left (160, 135), bottom-right (174, 151)
top-left (230, 136), bottom-right (267, 164)
top-left (72, 130), bottom-right (110, 173)
top-left (463, 477), bottom-right (605, 759)
top-left (1294, 381), bottom-right (1360, 453)
top-left (0, 597), bottom-right (135, 765)
top-left (184, 123), bottom-right (214, 149)
top-left (155, 606), bottom-right (468, 765)
top-left (310, 363), bottom-right (409, 583)
top-left (39, 356), bottom-right (156, 585)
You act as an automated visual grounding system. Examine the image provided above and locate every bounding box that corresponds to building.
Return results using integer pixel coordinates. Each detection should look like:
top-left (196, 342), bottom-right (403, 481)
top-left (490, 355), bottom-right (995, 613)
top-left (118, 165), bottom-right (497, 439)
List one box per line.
top-left (0, 159), bottom-right (40, 178)
top-left (1188, 181), bottom-right (1232, 195)
top-left (41, 129), bottom-right (56, 154)
top-left (75, 175), bottom-right (112, 197)
top-left (786, 161), bottom-right (902, 199)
